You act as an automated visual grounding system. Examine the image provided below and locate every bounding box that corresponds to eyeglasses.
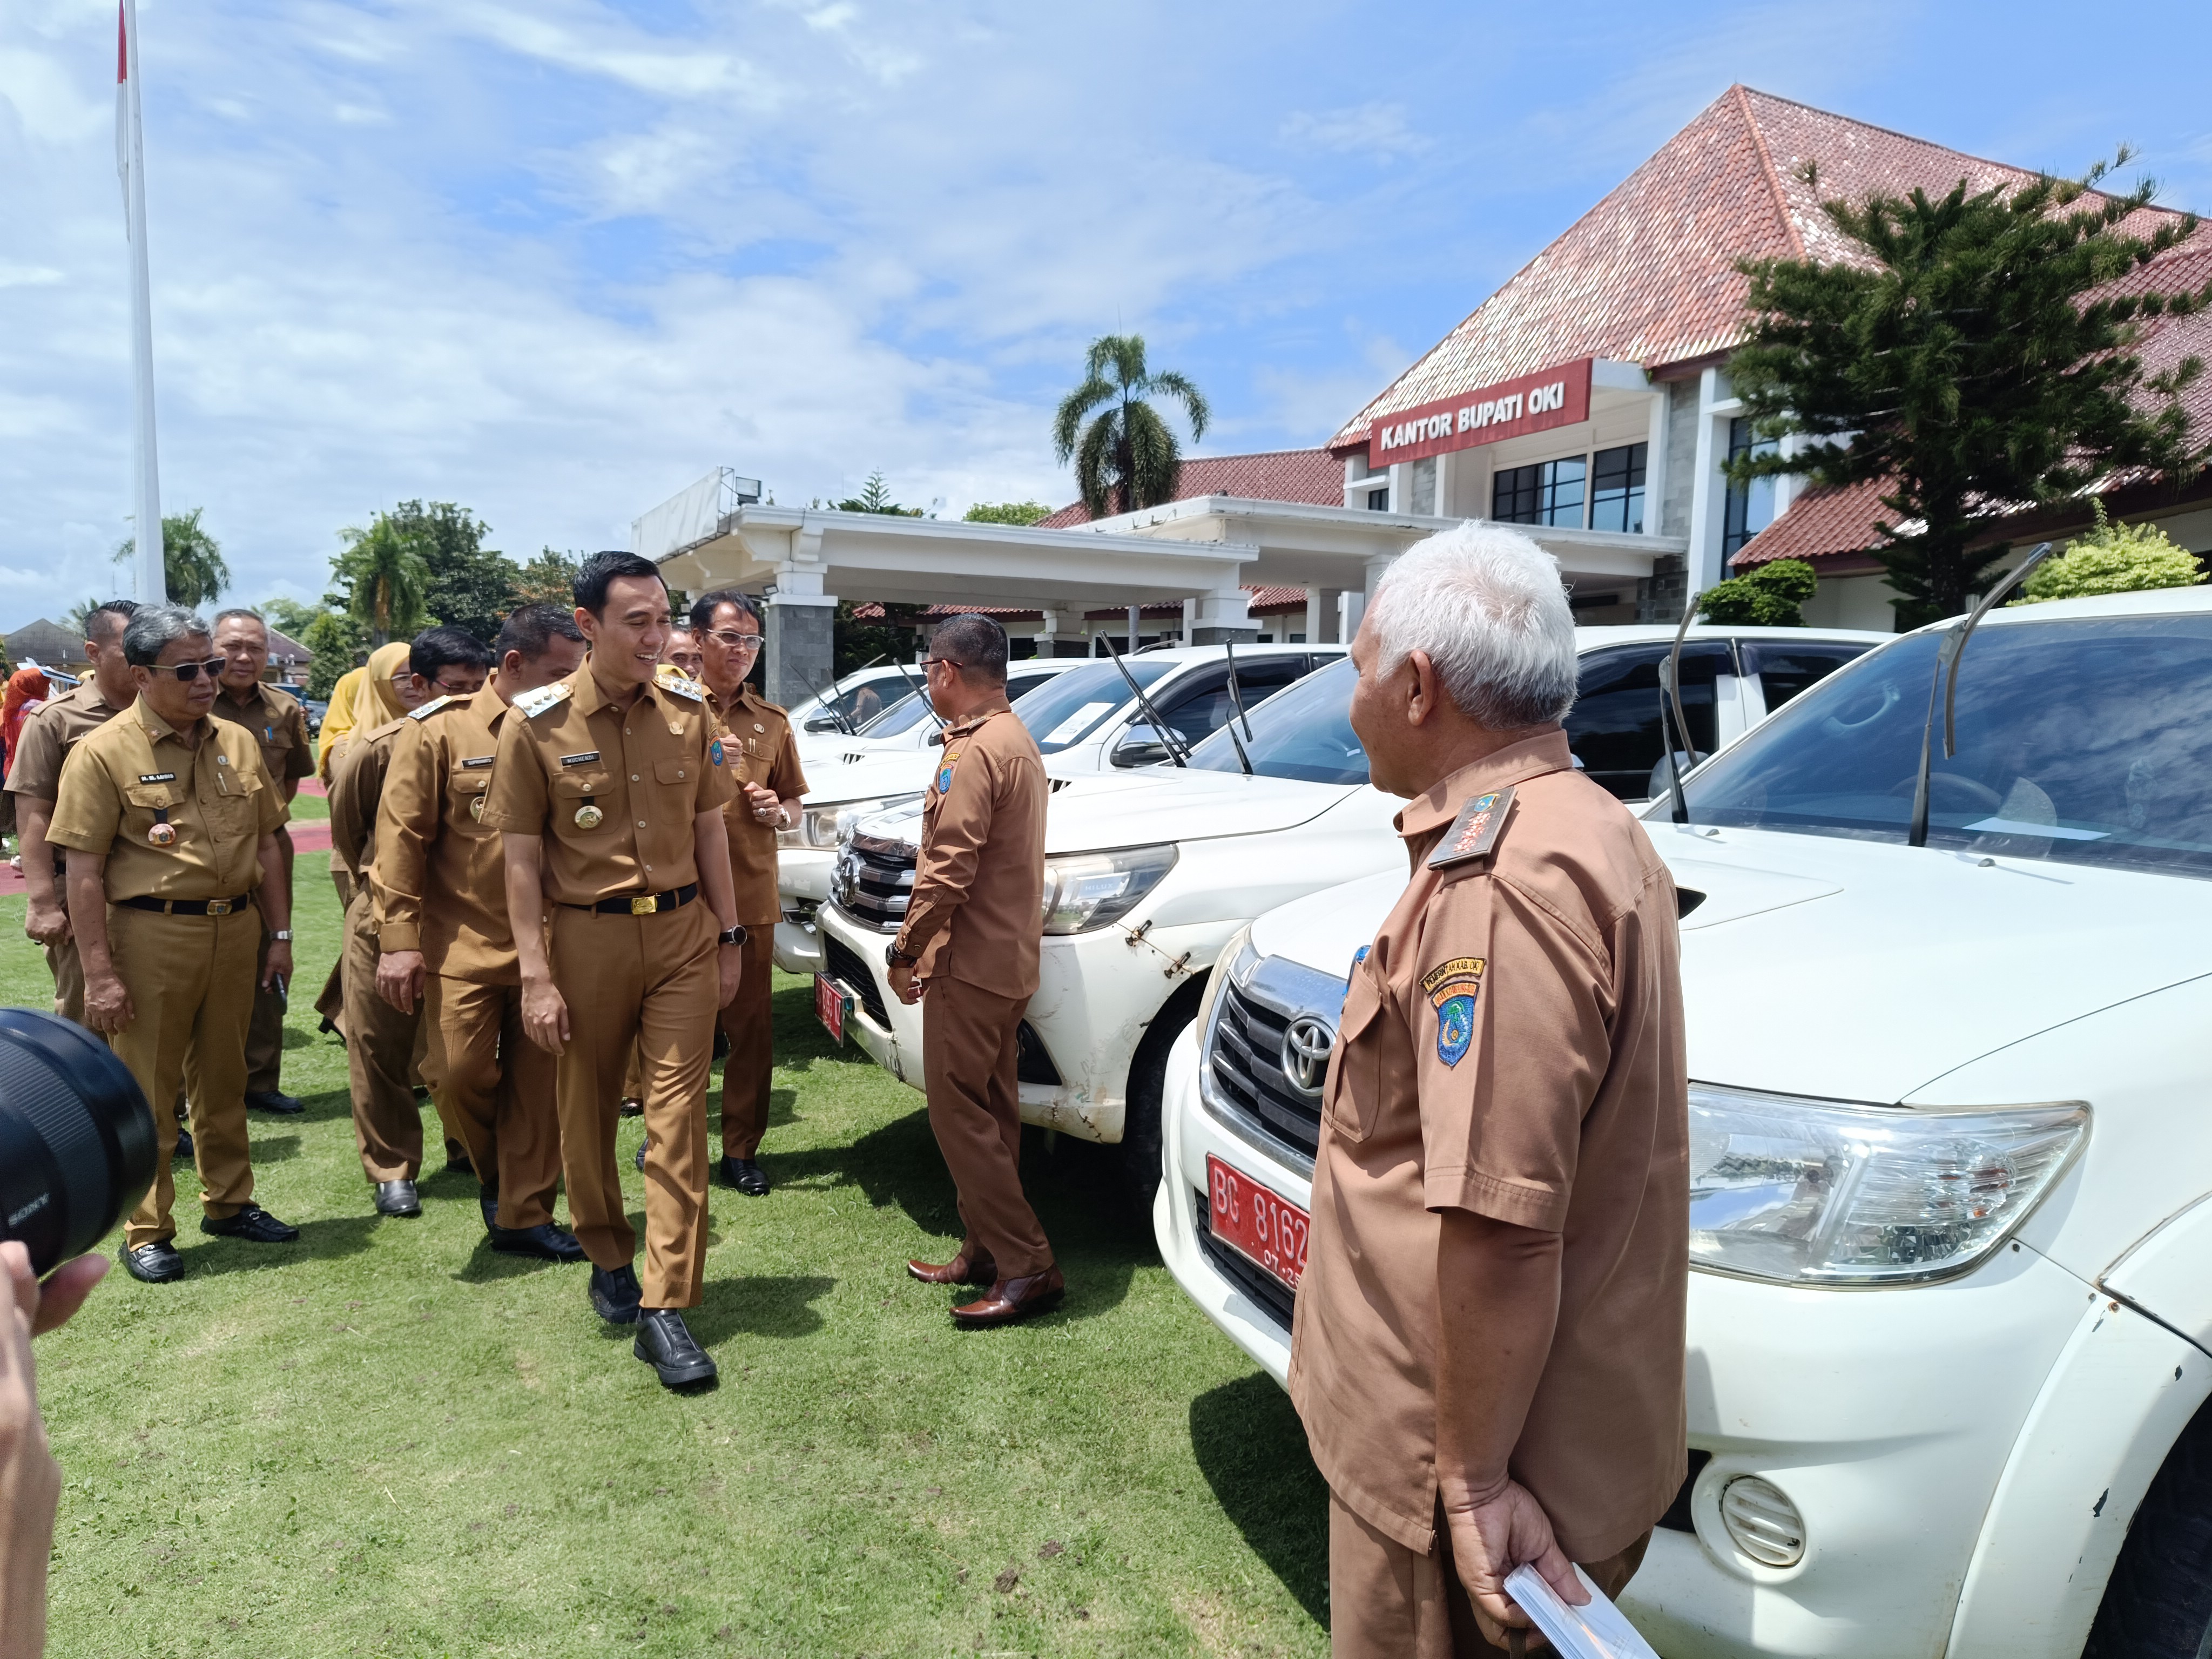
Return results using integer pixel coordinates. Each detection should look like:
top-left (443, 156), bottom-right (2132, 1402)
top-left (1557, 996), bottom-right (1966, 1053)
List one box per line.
top-left (706, 630), bottom-right (764, 653)
top-left (154, 657), bottom-right (228, 683)
top-left (918, 656), bottom-right (967, 671)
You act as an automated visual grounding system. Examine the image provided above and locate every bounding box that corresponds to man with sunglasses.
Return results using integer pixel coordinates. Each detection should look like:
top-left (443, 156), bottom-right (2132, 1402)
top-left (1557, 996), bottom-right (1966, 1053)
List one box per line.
top-left (887, 614), bottom-right (1060, 1327)
top-left (48, 605), bottom-right (300, 1283)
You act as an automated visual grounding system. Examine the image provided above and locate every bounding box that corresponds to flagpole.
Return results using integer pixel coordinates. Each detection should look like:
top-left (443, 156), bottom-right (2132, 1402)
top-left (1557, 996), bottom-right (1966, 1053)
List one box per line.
top-left (119, 0), bottom-right (164, 604)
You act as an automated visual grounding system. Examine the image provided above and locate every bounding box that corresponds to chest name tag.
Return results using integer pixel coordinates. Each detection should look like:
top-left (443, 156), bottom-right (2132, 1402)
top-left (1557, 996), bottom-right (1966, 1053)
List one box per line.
top-left (558, 751), bottom-right (601, 767)
top-left (1426, 786), bottom-right (1516, 871)
top-left (1421, 958), bottom-right (1486, 1068)
top-left (461, 756), bottom-right (495, 770)
top-left (138, 772), bottom-right (177, 784)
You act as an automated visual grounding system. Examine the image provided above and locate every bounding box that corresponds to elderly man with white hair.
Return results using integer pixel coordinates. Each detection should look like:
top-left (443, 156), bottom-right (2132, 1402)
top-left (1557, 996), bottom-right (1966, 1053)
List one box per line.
top-left (1287, 523), bottom-right (1689, 1656)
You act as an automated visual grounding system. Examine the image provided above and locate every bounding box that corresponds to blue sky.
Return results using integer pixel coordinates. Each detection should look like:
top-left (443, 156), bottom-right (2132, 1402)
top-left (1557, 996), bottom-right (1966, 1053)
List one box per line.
top-left (3, 0), bottom-right (2209, 619)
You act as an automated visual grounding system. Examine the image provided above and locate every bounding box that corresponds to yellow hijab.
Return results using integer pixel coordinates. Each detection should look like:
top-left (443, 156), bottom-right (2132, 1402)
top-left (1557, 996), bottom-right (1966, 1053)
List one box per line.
top-left (315, 642), bottom-right (413, 783)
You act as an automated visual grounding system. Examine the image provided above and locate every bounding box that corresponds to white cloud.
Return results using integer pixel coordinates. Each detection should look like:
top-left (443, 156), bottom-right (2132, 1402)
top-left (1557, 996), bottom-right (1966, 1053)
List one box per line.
top-left (1280, 102), bottom-right (1431, 162)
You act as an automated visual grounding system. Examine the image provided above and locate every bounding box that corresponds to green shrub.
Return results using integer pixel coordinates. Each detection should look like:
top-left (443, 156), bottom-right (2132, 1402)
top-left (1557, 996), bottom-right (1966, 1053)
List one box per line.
top-left (2013, 502), bottom-right (2206, 604)
top-left (1698, 558), bottom-right (1818, 626)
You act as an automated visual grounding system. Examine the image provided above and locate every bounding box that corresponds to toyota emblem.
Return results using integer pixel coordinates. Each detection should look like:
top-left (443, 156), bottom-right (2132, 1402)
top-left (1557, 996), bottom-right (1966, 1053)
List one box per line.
top-left (1280, 1016), bottom-right (1336, 1096)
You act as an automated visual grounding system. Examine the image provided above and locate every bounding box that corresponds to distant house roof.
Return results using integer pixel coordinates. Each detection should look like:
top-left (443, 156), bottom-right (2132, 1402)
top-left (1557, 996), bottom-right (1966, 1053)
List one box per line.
top-left (266, 625), bottom-right (314, 663)
top-left (3, 619), bottom-right (85, 670)
top-left (1036, 449), bottom-right (1344, 529)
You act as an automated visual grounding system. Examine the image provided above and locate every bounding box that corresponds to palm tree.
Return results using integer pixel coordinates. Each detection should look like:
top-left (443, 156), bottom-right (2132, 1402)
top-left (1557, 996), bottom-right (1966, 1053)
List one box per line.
top-left (112, 507), bottom-right (231, 606)
top-left (336, 512), bottom-right (431, 645)
top-left (1052, 335), bottom-right (1210, 519)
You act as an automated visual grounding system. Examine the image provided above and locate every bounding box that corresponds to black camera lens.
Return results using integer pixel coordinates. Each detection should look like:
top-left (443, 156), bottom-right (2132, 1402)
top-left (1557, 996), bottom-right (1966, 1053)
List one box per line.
top-left (0, 1009), bottom-right (156, 1277)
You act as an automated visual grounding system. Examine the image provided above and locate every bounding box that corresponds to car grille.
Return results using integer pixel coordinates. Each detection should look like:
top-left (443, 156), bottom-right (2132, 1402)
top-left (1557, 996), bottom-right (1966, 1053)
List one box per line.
top-left (831, 832), bottom-right (914, 932)
top-left (821, 932), bottom-right (890, 1029)
top-left (1195, 1190), bottom-right (1296, 1332)
top-left (1209, 980), bottom-right (1324, 1161)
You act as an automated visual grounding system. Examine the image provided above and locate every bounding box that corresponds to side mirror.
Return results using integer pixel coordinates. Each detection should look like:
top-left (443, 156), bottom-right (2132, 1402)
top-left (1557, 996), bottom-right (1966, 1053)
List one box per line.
top-left (803, 713), bottom-right (841, 733)
top-left (1110, 724), bottom-right (1171, 768)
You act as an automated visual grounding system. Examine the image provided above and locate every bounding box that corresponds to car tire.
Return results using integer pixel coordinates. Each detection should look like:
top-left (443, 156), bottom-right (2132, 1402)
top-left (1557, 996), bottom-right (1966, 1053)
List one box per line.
top-left (2084, 1397), bottom-right (2212, 1658)
top-left (1117, 976), bottom-right (1207, 1215)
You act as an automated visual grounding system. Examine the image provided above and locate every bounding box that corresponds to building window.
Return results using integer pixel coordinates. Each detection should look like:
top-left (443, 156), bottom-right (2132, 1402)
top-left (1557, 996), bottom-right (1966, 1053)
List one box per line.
top-left (1589, 442), bottom-right (1647, 534)
top-left (1723, 417), bottom-right (1778, 557)
top-left (1492, 457), bottom-right (1587, 527)
top-left (1367, 487), bottom-right (1390, 511)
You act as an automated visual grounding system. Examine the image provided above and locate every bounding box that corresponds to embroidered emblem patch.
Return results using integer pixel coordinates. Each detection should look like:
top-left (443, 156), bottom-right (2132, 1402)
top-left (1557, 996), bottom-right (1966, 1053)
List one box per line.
top-left (934, 748), bottom-right (959, 794)
top-left (1420, 957), bottom-right (1486, 1068)
top-left (1426, 786), bottom-right (1518, 871)
top-left (710, 739), bottom-right (725, 766)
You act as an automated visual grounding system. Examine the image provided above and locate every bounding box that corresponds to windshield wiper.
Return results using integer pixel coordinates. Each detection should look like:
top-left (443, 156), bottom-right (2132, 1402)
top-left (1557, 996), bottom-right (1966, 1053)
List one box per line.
top-left (1907, 541), bottom-right (2054, 849)
top-left (888, 655), bottom-right (947, 734)
top-left (1218, 643), bottom-right (1255, 775)
top-left (804, 653), bottom-right (886, 737)
top-left (1104, 636), bottom-right (1187, 766)
top-left (1658, 595), bottom-right (1701, 824)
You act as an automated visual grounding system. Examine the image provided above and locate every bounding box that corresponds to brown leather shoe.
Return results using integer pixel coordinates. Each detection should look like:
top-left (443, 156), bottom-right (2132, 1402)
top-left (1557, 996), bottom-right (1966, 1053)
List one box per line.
top-left (908, 1251), bottom-right (997, 1286)
top-left (950, 1267), bottom-right (1065, 1328)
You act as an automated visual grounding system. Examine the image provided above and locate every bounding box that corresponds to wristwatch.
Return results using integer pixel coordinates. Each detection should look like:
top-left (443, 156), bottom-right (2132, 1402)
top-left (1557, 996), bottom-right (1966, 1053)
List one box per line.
top-left (718, 925), bottom-right (748, 947)
top-left (270, 930), bottom-right (294, 942)
top-left (885, 942), bottom-right (918, 969)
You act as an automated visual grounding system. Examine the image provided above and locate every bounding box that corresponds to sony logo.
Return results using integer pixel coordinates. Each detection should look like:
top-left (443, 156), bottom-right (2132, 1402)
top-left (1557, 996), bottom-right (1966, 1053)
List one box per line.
top-left (8, 1192), bottom-right (50, 1226)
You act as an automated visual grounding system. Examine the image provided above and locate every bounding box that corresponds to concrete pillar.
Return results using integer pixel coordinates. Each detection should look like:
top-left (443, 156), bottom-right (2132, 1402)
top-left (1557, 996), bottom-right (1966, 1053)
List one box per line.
top-left (764, 562), bottom-right (836, 709)
top-left (1338, 590), bottom-right (1365, 642)
top-left (1191, 587), bottom-right (1257, 646)
top-left (1319, 588), bottom-right (1345, 644)
top-left (1181, 598), bottom-right (1195, 646)
top-left (1363, 552), bottom-right (1397, 604)
top-left (1303, 587), bottom-right (1322, 647)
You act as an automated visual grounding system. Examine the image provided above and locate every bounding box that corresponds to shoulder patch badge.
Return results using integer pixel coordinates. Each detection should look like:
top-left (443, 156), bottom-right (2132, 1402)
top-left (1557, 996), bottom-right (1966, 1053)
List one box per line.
top-left (1426, 785), bottom-right (1516, 871)
top-left (934, 748), bottom-right (958, 795)
top-left (657, 673), bottom-right (707, 703)
top-left (407, 694), bottom-right (453, 721)
top-left (1421, 957), bottom-right (1485, 1068)
top-left (709, 738), bottom-right (725, 766)
top-left (512, 681), bottom-right (572, 719)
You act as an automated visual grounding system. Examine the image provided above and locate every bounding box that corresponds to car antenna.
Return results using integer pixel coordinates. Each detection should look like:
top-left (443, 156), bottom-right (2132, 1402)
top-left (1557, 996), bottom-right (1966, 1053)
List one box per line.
top-left (888, 651), bottom-right (946, 732)
top-left (1656, 592), bottom-right (1701, 824)
top-left (1104, 634), bottom-right (1188, 766)
top-left (1218, 642), bottom-right (1256, 775)
top-left (1907, 542), bottom-right (2054, 848)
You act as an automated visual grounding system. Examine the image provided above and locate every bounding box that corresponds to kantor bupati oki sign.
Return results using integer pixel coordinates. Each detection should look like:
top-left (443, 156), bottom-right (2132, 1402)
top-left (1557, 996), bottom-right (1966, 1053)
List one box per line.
top-left (1367, 358), bottom-right (1593, 470)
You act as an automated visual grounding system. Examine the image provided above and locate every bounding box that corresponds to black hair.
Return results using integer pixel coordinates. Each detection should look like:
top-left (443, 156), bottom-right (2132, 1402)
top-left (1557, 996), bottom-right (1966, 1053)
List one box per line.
top-left (930, 613), bottom-right (1008, 684)
top-left (494, 602), bottom-right (585, 664)
top-left (689, 589), bottom-right (763, 632)
top-left (88, 599), bottom-right (138, 643)
top-left (575, 550), bottom-right (665, 616)
top-left (408, 625), bottom-right (494, 682)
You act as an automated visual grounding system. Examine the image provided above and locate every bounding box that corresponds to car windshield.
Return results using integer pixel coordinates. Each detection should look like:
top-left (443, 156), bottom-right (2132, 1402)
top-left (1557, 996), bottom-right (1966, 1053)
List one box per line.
top-left (1010, 659), bottom-right (1175, 753)
top-left (1680, 613), bottom-right (2212, 879)
top-left (1188, 656), bottom-right (1368, 786)
top-left (853, 685), bottom-right (931, 738)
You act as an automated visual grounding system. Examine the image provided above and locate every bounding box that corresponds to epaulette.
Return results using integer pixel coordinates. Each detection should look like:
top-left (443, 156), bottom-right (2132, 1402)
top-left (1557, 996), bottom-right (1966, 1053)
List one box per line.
top-left (407, 694), bottom-right (455, 721)
top-left (1426, 785), bottom-right (1516, 871)
top-left (656, 672), bottom-right (708, 703)
top-left (512, 681), bottom-right (572, 719)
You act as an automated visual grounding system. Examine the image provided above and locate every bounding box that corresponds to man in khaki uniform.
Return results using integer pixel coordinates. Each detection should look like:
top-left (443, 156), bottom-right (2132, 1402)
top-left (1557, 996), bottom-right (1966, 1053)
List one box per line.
top-left (1289, 524), bottom-right (1688, 1657)
top-left (691, 590), bottom-right (807, 1195)
top-left (211, 609), bottom-right (316, 1114)
top-left (886, 614), bottom-right (1057, 1328)
top-left (373, 604), bottom-right (586, 1257)
top-left (48, 605), bottom-right (302, 1284)
top-left (483, 552), bottom-right (743, 1391)
top-left (330, 628), bottom-right (487, 1210)
top-left (9, 601), bottom-right (139, 1028)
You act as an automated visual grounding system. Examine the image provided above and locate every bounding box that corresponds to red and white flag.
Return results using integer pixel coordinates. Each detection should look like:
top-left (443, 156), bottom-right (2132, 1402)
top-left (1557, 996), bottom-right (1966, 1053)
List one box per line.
top-left (116, 0), bottom-right (165, 603)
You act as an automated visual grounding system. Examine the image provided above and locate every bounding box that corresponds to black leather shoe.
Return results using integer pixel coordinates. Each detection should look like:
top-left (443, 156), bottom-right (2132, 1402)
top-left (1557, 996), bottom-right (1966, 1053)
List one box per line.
top-left (374, 1178), bottom-right (421, 1217)
top-left (173, 1127), bottom-right (195, 1164)
top-left (244, 1090), bottom-right (305, 1116)
top-left (589, 1264), bottom-right (643, 1324)
top-left (200, 1204), bottom-right (300, 1243)
top-left (120, 1239), bottom-right (185, 1283)
top-left (633, 1308), bottom-right (717, 1391)
top-left (490, 1222), bottom-right (586, 1261)
top-left (718, 1156), bottom-right (770, 1196)
top-left (617, 1096), bottom-right (643, 1118)
top-left (479, 1189), bottom-right (500, 1231)
top-left (633, 1138), bottom-right (648, 1172)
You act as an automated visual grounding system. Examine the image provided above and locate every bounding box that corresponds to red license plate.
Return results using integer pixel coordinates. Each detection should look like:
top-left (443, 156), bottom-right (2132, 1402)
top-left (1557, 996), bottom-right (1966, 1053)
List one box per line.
top-left (1206, 1155), bottom-right (1309, 1292)
top-left (814, 973), bottom-right (850, 1043)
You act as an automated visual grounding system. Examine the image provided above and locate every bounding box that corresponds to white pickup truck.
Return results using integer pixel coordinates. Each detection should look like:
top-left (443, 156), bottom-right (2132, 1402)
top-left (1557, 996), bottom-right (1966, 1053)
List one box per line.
top-left (814, 625), bottom-right (1880, 1198)
top-left (1158, 586), bottom-right (2212, 1658)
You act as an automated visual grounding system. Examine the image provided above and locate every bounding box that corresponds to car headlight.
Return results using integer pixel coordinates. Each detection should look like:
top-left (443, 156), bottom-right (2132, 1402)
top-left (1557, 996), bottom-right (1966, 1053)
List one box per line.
top-left (1196, 925), bottom-right (1256, 1039)
top-left (1040, 844), bottom-right (1178, 935)
top-left (778, 793), bottom-right (922, 850)
top-left (1688, 1085), bottom-right (2088, 1285)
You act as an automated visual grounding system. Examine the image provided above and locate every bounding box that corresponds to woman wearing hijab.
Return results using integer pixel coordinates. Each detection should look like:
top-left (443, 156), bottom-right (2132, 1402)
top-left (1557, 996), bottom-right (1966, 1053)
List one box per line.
top-left (3, 665), bottom-right (51, 781)
top-left (315, 665), bottom-right (368, 787)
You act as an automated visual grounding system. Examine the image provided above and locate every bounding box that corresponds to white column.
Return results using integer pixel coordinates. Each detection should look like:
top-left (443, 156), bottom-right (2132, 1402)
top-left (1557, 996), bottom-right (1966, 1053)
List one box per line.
top-left (1338, 591), bottom-right (1365, 641)
top-left (1432, 449), bottom-right (1454, 520)
top-left (1303, 586), bottom-right (1322, 645)
top-left (1684, 368), bottom-right (1723, 594)
top-left (1181, 597), bottom-right (1195, 645)
top-left (1642, 388), bottom-right (1669, 538)
top-left (1363, 551), bottom-right (1397, 602)
top-left (1191, 587), bottom-right (1255, 645)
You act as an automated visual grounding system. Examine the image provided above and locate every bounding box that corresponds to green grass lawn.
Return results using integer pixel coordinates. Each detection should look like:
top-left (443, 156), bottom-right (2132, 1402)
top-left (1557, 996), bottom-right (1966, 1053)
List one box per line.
top-left (11, 853), bottom-right (1328, 1657)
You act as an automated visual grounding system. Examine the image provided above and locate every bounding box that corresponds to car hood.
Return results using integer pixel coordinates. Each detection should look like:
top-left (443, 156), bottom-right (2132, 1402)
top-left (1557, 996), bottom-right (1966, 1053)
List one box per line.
top-left (1040, 770), bottom-right (1358, 854)
top-left (798, 749), bottom-right (936, 806)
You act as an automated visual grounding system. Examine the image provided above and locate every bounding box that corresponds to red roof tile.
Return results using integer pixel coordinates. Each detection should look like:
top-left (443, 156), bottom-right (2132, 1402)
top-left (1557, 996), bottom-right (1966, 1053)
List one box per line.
top-left (1037, 449), bottom-right (1343, 528)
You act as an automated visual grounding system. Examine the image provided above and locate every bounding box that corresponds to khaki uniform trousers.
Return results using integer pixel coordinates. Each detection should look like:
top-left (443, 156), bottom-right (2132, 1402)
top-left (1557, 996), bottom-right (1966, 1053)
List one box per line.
top-left (426, 974), bottom-right (562, 1230)
top-left (341, 887), bottom-right (447, 1182)
top-left (1327, 1492), bottom-right (1650, 1658)
top-left (45, 933), bottom-right (85, 1027)
top-left (314, 865), bottom-right (355, 1034)
top-left (244, 921), bottom-right (287, 1094)
top-left (107, 905), bottom-right (259, 1249)
top-left (551, 902), bottom-right (718, 1308)
top-left (714, 929), bottom-right (774, 1157)
top-left (921, 975), bottom-right (1051, 1280)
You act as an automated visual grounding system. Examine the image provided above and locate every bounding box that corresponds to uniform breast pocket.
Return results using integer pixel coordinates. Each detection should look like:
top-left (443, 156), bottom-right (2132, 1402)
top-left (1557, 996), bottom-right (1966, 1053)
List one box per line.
top-left (551, 772), bottom-right (614, 831)
top-left (451, 775), bottom-right (491, 822)
top-left (652, 757), bottom-right (694, 789)
top-left (1320, 960), bottom-right (1388, 1144)
top-left (208, 771), bottom-right (262, 837)
top-left (121, 783), bottom-right (181, 846)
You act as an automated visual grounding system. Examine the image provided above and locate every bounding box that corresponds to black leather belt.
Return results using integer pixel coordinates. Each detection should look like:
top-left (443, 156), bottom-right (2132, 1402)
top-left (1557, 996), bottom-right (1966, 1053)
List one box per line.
top-left (570, 882), bottom-right (699, 917)
top-left (119, 894), bottom-right (254, 917)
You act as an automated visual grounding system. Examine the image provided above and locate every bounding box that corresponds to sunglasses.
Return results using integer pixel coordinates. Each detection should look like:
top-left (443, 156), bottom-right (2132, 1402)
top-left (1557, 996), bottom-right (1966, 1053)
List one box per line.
top-left (153, 657), bottom-right (228, 683)
top-left (706, 630), bottom-right (764, 652)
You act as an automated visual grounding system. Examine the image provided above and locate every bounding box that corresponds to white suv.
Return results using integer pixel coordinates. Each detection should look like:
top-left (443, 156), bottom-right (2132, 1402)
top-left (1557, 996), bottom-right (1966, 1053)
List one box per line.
top-left (815, 626), bottom-right (1880, 1198)
top-left (1158, 587), bottom-right (2212, 1658)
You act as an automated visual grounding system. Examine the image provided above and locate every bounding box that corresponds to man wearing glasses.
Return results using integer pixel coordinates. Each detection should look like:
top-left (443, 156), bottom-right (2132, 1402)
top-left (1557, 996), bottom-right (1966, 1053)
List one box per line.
top-left (689, 589), bottom-right (807, 1195)
top-left (47, 605), bottom-right (300, 1283)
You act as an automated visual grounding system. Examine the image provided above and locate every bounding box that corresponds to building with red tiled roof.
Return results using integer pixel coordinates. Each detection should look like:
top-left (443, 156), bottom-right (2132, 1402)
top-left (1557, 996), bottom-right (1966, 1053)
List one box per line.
top-left (1036, 449), bottom-right (1344, 529)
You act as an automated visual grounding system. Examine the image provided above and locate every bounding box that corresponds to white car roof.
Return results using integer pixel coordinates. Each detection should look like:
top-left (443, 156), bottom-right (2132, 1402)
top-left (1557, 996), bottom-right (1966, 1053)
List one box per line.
top-left (1959, 583), bottom-right (2212, 628)
top-left (1571, 624), bottom-right (1892, 649)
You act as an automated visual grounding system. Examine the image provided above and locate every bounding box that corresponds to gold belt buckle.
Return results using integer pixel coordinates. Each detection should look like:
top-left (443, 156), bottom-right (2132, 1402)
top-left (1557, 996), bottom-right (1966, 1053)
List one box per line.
top-left (207, 899), bottom-right (234, 916)
top-left (630, 894), bottom-right (658, 916)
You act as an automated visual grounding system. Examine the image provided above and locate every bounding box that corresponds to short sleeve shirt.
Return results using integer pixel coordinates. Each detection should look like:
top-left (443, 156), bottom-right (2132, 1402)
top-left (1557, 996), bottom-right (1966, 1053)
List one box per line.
top-left (5, 683), bottom-right (131, 805)
top-left (372, 692), bottom-right (518, 981)
top-left (213, 681), bottom-right (315, 795)
top-left (46, 699), bottom-right (287, 900)
top-left (328, 717), bottom-right (408, 884)
top-left (1287, 729), bottom-right (1689, 1565)
top-left (480, 660), bottom-right (736, 906)
top-left (713, 685), bottom-right (808, 927)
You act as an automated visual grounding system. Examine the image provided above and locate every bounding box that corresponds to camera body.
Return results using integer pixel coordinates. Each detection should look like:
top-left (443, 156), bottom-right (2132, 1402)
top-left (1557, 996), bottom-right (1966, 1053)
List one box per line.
top-left (0, 1009), bottom-right (156, 1276)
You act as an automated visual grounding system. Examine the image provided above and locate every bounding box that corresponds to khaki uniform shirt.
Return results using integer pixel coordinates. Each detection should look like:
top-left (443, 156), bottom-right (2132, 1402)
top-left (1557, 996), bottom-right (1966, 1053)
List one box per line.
top-left (712, 684), bottom-right (807, 928)
top-left (329, 717), bottom-right (409, 889)
top-left (5, 682), bottom-right (131, 805)
top-left (213, 680), bottom-right (315, 799)
top-left (372, 692), bottom-right (517, 982)
top-left (46, 699), bottom-right (287, 901)
top-left (480, 660), bottom-right (736, 907)
top-left (892, 708), bottom-right (1047, 1001)
top-left (1287, 729), bottom-right (1689, 1564)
